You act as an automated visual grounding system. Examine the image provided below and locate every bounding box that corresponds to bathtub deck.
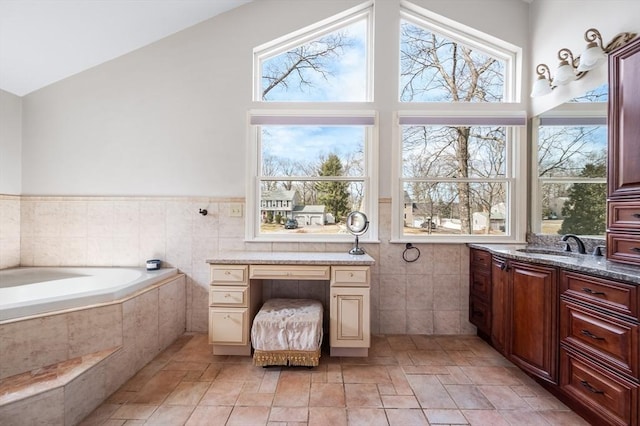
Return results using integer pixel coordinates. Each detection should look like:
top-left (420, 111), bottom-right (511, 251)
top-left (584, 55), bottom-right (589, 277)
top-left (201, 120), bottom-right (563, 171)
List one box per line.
top-left (0, 347), bottom-right (119, 406)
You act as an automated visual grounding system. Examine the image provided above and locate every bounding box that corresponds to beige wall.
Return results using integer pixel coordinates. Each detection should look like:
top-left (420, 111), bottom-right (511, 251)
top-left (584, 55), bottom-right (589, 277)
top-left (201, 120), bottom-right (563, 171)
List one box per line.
top-left (0, 195), bottom-right (20, 269)
top-left (0, 90), bottom-right (21, 195)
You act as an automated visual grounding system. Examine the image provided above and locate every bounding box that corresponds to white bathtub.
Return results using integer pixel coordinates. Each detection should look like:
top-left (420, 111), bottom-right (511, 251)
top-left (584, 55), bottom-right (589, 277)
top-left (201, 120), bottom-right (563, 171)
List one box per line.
top-left (0, 266), bottom-right (178, 321)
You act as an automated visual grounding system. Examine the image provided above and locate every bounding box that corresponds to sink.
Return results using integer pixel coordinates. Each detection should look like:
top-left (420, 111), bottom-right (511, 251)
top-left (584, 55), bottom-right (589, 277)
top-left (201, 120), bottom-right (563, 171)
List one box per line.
top-left (515, 248), bottom-right (579, 258)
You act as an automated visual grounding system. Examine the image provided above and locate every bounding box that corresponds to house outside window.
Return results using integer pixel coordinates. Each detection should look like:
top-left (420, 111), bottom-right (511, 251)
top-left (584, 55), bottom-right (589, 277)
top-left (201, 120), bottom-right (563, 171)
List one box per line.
top-left (248, 3), bottom-right (377, 242)
top-left (392, 3), bottom-right (526, 242)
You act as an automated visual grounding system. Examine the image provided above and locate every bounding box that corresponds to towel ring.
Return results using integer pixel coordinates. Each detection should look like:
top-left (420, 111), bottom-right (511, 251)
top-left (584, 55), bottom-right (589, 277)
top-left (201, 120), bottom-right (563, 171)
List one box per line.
top-left (402, 243), bottom-right (420, 263)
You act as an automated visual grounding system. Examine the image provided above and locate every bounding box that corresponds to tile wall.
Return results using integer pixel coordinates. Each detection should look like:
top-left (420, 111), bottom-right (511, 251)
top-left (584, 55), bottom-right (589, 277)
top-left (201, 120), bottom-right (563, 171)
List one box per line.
top-left (1, 195), bottom-right (473, 336)
top-left (0, 195), bottom-right (20, 269)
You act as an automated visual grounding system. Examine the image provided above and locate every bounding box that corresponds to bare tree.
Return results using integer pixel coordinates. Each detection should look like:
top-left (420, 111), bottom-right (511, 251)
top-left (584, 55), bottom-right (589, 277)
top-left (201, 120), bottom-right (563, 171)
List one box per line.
top-left (262, 33), bottom-right (350, 99)
top-left (400, 22), bottom-right (505, 233)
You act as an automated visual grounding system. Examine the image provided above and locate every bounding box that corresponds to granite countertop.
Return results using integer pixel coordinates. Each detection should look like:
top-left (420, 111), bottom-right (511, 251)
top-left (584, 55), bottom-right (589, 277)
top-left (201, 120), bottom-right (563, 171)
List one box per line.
top-left (470, 243), bottom-right (640, 285)
top-left (206, 251), bottom-right (376, 266)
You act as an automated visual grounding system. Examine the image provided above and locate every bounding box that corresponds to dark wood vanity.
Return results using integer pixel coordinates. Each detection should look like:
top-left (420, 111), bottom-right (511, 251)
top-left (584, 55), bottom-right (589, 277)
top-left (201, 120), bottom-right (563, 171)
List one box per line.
top-left (470, 247), bottom-right (639, 425)
top-left (607, 36), bottom-right (640, 265)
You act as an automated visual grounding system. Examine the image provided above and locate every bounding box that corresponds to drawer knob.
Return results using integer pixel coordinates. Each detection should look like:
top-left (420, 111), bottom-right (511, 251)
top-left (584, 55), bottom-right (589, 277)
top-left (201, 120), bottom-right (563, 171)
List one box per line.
top-left (225, 293), bottom-right (231, 298)
top-left (631, 247), bottom-right (640, 253)
top-left (581, 287), bottom-right (605, 296)
top-left (224, 315), bottom-right (230, 320)
top-left (580, 329), bottom-right (604, 341)
top-left (225, 271), bottom-right (231, 275)
top-left (632, 213), bottom-right (640, 219)
top-left (580, 380), bottom-right (604, 394)
top-left (349, 272), bottom-right (354, 277)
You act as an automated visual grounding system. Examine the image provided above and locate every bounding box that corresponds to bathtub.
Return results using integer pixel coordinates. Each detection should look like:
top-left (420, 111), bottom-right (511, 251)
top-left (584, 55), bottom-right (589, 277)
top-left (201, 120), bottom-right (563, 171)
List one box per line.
top-left (0, 266), bottom-right (178, 322)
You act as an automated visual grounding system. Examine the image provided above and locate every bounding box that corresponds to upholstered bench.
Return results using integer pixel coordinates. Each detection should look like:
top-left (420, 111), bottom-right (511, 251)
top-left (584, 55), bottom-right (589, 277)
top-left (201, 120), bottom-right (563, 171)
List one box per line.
top-left (251, 298), bottom-right (323, 367)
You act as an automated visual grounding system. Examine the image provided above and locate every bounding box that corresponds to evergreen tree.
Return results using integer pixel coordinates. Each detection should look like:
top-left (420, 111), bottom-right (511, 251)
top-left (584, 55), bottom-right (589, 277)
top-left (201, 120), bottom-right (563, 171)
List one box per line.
top-left (559, 163), bottom-right (606, 235)
top-left (316, 154), bottom-right (350, 221)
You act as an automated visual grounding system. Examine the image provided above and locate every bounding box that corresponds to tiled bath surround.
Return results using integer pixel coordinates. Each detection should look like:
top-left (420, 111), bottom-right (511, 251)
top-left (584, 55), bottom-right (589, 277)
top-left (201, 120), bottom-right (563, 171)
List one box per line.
top-left (0, 274), bottom-right (186, 424)
top-left (1, 195), bottom-right (473, 336)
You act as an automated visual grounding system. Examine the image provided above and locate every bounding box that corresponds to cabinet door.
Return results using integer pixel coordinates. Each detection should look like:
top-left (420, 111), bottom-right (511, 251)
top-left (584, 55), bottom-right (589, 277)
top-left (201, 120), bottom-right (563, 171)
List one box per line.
top-left (330, 287), bottom-right (370, 348)
top-left (608, 37), bottom-right (640, 198)
top-left (491, 257), bottom-right (510, 355)
top-left (509, 261), bottom-right (558, 384)
top-left (209, 308), bottom-right (248, 345)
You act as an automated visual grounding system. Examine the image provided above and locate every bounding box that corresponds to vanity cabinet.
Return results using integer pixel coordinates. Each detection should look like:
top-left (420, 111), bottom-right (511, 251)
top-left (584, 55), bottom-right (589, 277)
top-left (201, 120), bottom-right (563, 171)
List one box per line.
top-left (469, 247), bottom-right (640, 425)
top-left (209, 265), bottom-right (260, 353)
top-left (607, 37), bottom-right (640, 266)
top-left (560, 271), bottom-right (639, 425)
top-left (491, 256), bottom-right (509, 355)
top-left (330, 266), bottom-right (371, 352)
top-left (208, 254), bottom-right (374, 357)
top-left (509, 261), bottom-right (558, 384)
top-left (469, 249), bottom-right (492, 336)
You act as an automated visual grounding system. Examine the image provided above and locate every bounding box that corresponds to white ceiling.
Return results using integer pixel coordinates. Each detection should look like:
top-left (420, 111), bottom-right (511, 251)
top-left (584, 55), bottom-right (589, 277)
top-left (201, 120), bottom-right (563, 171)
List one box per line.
top-left (0, 0), bottom-right (252, 96)
top-left (0, 0), bottom-right (532, 97)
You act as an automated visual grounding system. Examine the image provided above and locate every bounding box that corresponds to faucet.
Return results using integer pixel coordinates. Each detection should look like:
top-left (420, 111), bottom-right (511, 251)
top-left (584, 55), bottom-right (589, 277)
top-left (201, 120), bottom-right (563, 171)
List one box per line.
top-left (560, 234), bottom-right (587, 254)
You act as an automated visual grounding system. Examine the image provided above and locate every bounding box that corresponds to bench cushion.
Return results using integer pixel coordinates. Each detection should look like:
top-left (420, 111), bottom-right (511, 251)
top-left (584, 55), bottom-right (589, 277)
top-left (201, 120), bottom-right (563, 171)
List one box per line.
top-left (251, 298), bottom-right (323, 352)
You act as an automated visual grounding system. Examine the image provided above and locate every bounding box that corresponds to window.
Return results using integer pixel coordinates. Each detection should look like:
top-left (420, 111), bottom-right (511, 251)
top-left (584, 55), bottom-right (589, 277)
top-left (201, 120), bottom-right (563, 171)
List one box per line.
top-left (254, 5), bottom-right (371, 102)
top-left (392, 3), bottom-right (525, 242)
top-left (533, 85), bottom-right (608, 236)
top-left (248, 4), bottom-right (376, 242)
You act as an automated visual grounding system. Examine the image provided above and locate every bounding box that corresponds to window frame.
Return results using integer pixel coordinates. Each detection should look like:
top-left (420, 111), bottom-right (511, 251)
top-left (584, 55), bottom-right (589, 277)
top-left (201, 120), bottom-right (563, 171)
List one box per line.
top-left (248, 3), bottom-right (377, 243)
top-left (391, 2), bottom-right (526, 243)
top-left (530, 102), bottom-right (608, 236)
top-left (246, 109), bottom-right (379, 243)
top-left (252, 2), bottom-right (374, 103)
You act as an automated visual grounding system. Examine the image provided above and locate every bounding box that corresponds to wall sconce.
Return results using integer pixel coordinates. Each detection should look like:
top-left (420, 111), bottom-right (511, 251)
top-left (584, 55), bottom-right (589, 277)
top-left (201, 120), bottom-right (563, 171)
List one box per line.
top-left (552, 48), bottom-right (582, 86)
top-left (530, 28), bottom-right (637, 97)
top-left (577, 28), bottom-right (607, 72)
top-left (530, 64), bottom-right (553, 97)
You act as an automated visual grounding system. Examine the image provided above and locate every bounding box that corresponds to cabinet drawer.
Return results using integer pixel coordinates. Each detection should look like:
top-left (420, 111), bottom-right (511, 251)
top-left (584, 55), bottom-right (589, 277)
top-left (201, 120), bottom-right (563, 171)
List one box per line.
top-left (561, 271), bottom-right (637, 319)
top-left (561, 301), bottom-right (638, 379)
top-left (470, 249), bottom-right (492, 269)
top-left (609, 200), bottom-right (640, 230)
top-left (469, 297), bottom-right (491, 335)
top-left (211, 265), bottom-right (248, 284)
top-left (209, 308), bottom-right (248, 345)
top-left (331, 266), bottom-right (370, 287)
top-left (560, 347), bottom-right (638, 426)
top-left (249, 265), bottom-right (330, 280)
top-left (607, 232), bottom-right (640, 267)
top-left (210, 286), bottom-right (248, 307)
top-left (470, 270), bottom-right (491, 300)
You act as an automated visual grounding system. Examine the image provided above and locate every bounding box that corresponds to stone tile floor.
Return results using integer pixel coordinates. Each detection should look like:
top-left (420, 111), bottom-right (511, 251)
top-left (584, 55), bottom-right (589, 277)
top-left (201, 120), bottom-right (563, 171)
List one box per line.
top-left (80, 333), bottom-right (589, 425)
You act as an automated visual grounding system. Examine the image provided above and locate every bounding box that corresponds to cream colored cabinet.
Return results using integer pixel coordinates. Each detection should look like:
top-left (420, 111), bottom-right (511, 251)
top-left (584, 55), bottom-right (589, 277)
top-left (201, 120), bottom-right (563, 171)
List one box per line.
top-left (208, 259), bottom-right (373, 357)
top-left (209, 265), bottom-right (260, 356)
top-left (330, 266), bottom-right (371, 355)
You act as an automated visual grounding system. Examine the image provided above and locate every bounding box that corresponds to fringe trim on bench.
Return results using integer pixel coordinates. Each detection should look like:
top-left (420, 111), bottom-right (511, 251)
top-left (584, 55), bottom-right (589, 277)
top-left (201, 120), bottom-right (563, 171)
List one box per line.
top-left (253, 349), bottom-right (321, 367)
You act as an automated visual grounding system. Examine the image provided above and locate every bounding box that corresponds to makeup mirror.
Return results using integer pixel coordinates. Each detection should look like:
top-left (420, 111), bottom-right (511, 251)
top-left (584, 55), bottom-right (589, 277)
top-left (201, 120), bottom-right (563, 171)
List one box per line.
top-left (346, 211), bottom-right (369, 255)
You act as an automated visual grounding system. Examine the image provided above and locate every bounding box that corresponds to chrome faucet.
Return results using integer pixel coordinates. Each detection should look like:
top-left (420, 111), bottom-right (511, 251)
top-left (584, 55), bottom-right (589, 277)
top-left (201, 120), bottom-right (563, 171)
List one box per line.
top-left (560, 234), bottom-right (587, 254)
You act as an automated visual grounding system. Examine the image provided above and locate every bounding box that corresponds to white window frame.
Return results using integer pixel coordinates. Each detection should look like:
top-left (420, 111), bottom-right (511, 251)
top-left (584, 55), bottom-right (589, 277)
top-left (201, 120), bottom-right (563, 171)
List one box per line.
top-left (392, 111), bottom-right (527, 243)
top-left (531, 102), bottom-right (608, 235)
top-left (391, 2), bottom-right (526, 243)
top-left (246, 109), bottom-right (379, 243)
top-left (247, 3), bottom-right (377, 243)
top-left (253, 2), bottom-right (374, 102)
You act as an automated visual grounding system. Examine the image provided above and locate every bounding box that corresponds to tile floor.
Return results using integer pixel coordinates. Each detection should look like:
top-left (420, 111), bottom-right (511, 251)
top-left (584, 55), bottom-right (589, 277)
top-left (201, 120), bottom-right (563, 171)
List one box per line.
top-left (79, 333), bottom-right (589, 425)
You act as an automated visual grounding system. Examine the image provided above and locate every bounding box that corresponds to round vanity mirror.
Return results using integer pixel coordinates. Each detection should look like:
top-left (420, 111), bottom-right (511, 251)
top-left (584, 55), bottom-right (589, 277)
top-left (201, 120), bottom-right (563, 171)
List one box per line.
top-left (346, 211), bottom-right (369, 255)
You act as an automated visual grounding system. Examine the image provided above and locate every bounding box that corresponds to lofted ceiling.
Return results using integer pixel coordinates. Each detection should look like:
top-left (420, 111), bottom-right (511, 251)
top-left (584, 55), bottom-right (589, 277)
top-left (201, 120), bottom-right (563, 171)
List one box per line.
top-left (0, 0), bottom-right (532, 97)
top-left (0, 0), bottom-right (252, 96)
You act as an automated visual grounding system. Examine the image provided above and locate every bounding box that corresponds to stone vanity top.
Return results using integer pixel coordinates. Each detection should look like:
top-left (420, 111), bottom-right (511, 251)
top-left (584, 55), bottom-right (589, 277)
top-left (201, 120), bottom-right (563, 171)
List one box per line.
top-left (470, 244), bottom-right (640, 285)
top-left (206, 251), bottom-right (376, 266)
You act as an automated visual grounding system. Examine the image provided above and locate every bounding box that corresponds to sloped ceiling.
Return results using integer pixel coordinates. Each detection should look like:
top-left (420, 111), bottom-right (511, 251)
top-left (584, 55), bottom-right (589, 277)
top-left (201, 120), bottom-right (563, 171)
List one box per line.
top-left (0, 0), bottom-right (532, 97)
top-left (0, 0), bottom-right (252, 96)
